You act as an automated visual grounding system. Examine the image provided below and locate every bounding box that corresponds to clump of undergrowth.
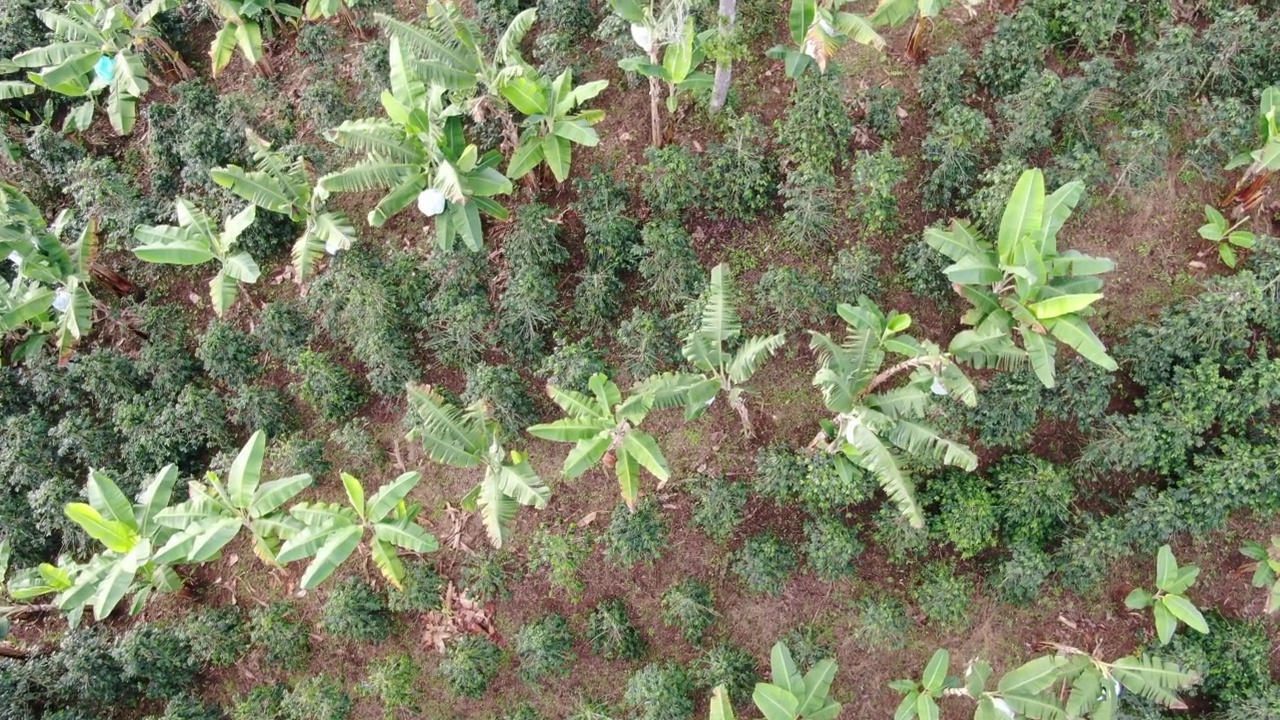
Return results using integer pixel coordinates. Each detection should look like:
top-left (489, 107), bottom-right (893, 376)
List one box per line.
top-left (732, 533), bottom-right (798, 596)
top-left (250, 603), bottom-right (311, 669)
top-left (604, 499), bottom-right (668, 568)
top-left (661, 579), bottom-right (716, 645)
top-left (439, 635), bottom-right (504, 698)
top-left (321, 577), bottom-right (394, 643)
top-left (624, 662), bottom-right (696, 720)
top-left (587, 598), bottom-right (647, 661)
top-left (516, 614), bottom-right (575, 683)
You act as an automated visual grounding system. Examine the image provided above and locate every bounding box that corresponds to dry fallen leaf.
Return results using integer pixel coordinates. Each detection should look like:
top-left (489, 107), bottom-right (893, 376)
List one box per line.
top-left (1188, 260), bottom-right (1208, 269)
top-left (577, 511), bottom-right (598, 527)
top-left (422, 583), bottom-right (496, 654)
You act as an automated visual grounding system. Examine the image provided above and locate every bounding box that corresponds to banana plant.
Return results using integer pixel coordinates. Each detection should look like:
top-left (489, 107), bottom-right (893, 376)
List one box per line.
top-left (502, 68), bottom-right (608, 184)
top-left (152, 431), bottom-right (313, 567)
top-left (528, 373), bottom-right (671, 510)
top-left (1222, 85), bottom-right (1279, 213)
top-left (888, 650), bottom-right (958, 720)
top-left (211, 128), bottom-right (357, 281)
top-left (751, 642), bottom-right (840, 720)
top-left (922, 645), bottom-right (1198, 719)
top-left (869, 0), bottom-right (979, 60)
top-left (318, 39), bottom-right (512, 250)
top-left (1242, 536), bottom-right (1280, 614)
top-left (1125, 544), bottom-right (1209, 645)
top-left (277, 471), bottom-right (438, 589)
top-left (304, 0), bottom-right (355, 19)
top-left (808, 299), bottom-right (977, 529)
top-left (132, 199), bottom-right (260, 317)
top-left (1197, 204), bottom-right (1255, 268)
top-left (636, 264), bottom-right (785, 438)
top-left (376, 4), bottom-right (534, 153)
top-left (7, 465), bottom-right (184, 625)
top-left (607, 0), bottom-right (693, 146)
top-left (209, 0), bottom-right (301, 76)
top-left (766, 0), bottom-right (883, 78)
top-left (0, 183), bottom-right (98, 363)
top-left (8, 0), bottom-right (179, 134)
top-left (924, 168), bottom-right (1117, 388)
top-left (405, 384), bottom-right (550, 548)
top-left (619, 18), bottom-right (715, 115)
top-left (0, 59), bottom-right (35, 102)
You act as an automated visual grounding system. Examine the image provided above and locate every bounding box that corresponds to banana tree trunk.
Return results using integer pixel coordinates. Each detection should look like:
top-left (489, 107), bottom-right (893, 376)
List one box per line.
top-left (710, 0), bottom-right (736, 112)
top-left (648, 46), bottom-right (663, 147)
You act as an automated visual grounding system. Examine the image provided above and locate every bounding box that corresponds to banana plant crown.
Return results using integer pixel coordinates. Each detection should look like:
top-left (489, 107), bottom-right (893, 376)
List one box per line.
top-left (901, 645), bottom-right (1198, 720)
top-left (1242, 536), bottom-right (1280, 613)
top-left (749, 642), bottom-right (841, 720)
top-left (766, 0), bottom-right (884, 77)
top-left (375, 3), bottom-right (532, 98)
top-left (211, 128), bottom-right (357, 281)
top-left (405, 384), bottom-right (549, 548)
top-left (502, 67), bottom-right (609, 183)
top-left (924, 168), bottom-right (1118, 389)
top-left (1225, 85), bottom-right (1280, 175)
top-left (634, 263), bottom-right (785, 436)
top-left (8, 0), bottom-right (175, 134)
top-left (527, 373), bottom-right (671, 510)
top-left (152, 431), bottom-right (313, 568)
top-left (810, 298), bottom-right (977, 529)
top-left (0, 183), bottom-right (97, 362)
top-left (304, 0), bottom-right (355, 19)
top-left (277, 470), bottom-right (438, 589)
top-left (1123, 544), bottom-right (1209, 645)
top-left (132, 198), bottom-right (261, 316)
top-left (618, 18), bottom-right (715, 111)
top-left (209, 0), bottom-right (302, 75)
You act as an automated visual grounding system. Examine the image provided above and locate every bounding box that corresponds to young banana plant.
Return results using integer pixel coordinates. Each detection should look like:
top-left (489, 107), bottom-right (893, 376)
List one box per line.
top-left (869, 0), bottom-right (980, 60)
top-left (277, 471), bottom-right (439, 589)
top-left (924, 168), bottom-right (1117, 388)
top-left (318, 38), bottom-right (512, 250)
top-left (209, 0), bottom-right (302, 76)
top-left (404, 384), bottom-right (550, 548)
top-left (1241, 536), bottom-right (1280, 613)
top-left (606, 0), bottom-right (694, 146)
top-left (635, 263), bottom-right (786, 438)
top-left (527, 373), bottom-right (671, 510)
top-left (809, 298), bottom-right (977, 529)
top-left (211, 128), bottom-right (357, 281)
top-left (132, 199), bottom-right (261, 317)
top-left (1222, 85), bottom-right (1279, 213)
top-left (8, 465), bottom-right (184, 625)
top-left (888, 649), bottom-right (958, 720)
top-left (752, 642), bottom-right (841, 720)
top-left (618, 18), bottom-right (715, 115)
top-left (0, 183), bottom-right (98, 362)
top-left (9, 0), bottom-right (178, 134)
top-left (766, 0), bottom-right (884, 78)
top-left (502, 68), bottom-right (608, 184)
top-left (151, 431), bottom-right (313, 567)
top-left (1124, 544), bottom-right (1209, 645)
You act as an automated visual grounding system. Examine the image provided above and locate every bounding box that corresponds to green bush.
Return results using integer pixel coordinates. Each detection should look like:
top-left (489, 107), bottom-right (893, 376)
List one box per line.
top-left (872, 503), bottom-right (929, 565)
top-left (779, 164), bottom-right (839, 250)
top-left (635, 220), bottom-right (704, 309)
top-left (846, 146), bottom-right (906, 238)
top-left (535, 0), bottom-right (595, 65)
top-left (0, 657), bottom-right (45, 720)
top-left (977, 5), bottom-right (1050, 97)
top-left (150, 694), bottom-right (225, 720)
top-left (795, 451), bottom-right (877, 512)
top-left (896, 236), bottom-right (953, 300)
top-left (1042, 357), bottom-right (1115, 430)
top-left (359, 653), bottom-right (421, 720)
top-left (230, 685), bottom-right (287, 720)
top-left (197, 319), bottom-right (262, 387)
top-left (604, 499), bottom-right (668, 568)
top-left (928, 471), bottom-right (999, 559)
top-left (439, 634), bottom-right (504, 698)
top-left (780, 624), bottom-right (834, 669)
top-left (229, 384), bottom-right (297, 438)
top-left (964, 158), bottom-right (1028, 238)
top-left (497, 203), bottom-right (567, 363)
top-left (755, 266), bottom-right (831, 333)
top-left (328, 422), bottom-right (383, 467)
top-left (624, 663), bottom-right (695, 720)
top-left (300, 80), bottom-right (352, 132)
top-left (661, 579), bottom-right (716, 645)
top-left (282, 675), bottom-right (352, 720)
top-left (586, 598), bottom-right (647, 661)
top-left (918, 45), bottom-right (975, 112)
top-left (516, 614), bottom-right (575, 683)
top-left (539, 336), bottom-right (610, 394)
top-left (292, 349), bottom-right (365, 423)
top-left (387, 559), bottom-right (446, 613)
top-left (993, 543), bottom-right (1053, 605)
top-left (859, 85), bottom-right (904, 140)
top-left (424, 247), bottom-right (495, 368)
top-left (912, 561), bottom-right (972, 628)
top-left (51, 626), bottom-right (136, 710)
top-left (462, 363), bottom-right (539, 440)
top-left (616, 308), bottom-right (681, 381)
top-left (962, 367), bottom-right (1042, 449)
top-left (254, 301), bottom-right (313, 362)
top-left (690, 473), bottom-right (747, 543)
top-left (692, 644), bottom-right (758, 705)
top-left (322, 577), bottom-right (394, 643)
top-left (732, 533), bottom-right (798, 597)
top-left (803, 516), bottom-right (864, 582)
top-left (114, 623), bottom-right (201, 700)
top-left (754, 444), bottom-right (807, 502)
top-left (851, 595), bottom-right (911, 650)
top-left (567, 696), bottom-right (620, 720)
top-left (992, 454), bottom-right (1076, 548)
top-left (181, 606), bottom-right (247, 667)
top-left (269, 432), bottom-right (330, 479)
top-left (831, 244), bottom-right (884, 305)
top-left (573, 269), bottom-right (626, 336)
top-left (703, 114), bottom-right (777, 221)
top-left (775, 67), bottom-right (852, 172)
top-left (462, 550), bottom-right (515, 602)
top-left (527, 525), bottom-right (593, 601)
top-left (250, 603), bottom-right (311, 670)
top-left (921, 104), bottom-right (991, 213)
top-left (642, 145), bottom-right (703, 218)
top-left (1166, 612), bottom-right (1271, 706)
